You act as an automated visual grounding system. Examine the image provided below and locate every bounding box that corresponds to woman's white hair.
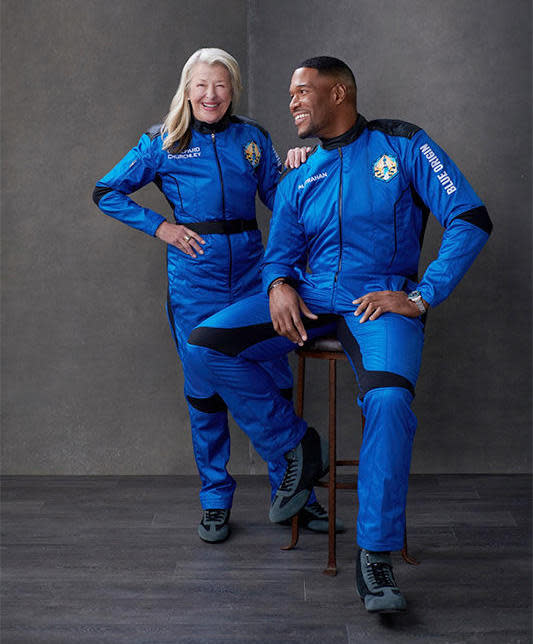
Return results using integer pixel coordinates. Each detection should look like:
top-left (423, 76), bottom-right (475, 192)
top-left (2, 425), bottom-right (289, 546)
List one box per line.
top-left (161, 48), bottom-right (242, 152)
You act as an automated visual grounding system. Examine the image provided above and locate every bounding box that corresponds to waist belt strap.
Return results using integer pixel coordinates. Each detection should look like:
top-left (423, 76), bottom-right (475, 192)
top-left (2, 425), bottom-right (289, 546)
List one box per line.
top-left (184, 219), bottom-right (258, 235)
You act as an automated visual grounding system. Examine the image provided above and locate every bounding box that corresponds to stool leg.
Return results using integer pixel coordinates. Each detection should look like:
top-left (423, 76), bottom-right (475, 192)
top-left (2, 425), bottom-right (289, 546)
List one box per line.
top-left (401, 518), bottom-right (420, 565)
top-left (324, 358), bottom-right (337, 576)
top-left (281, 515), bottom-right (300, 550)
top-left (296, 354), bottom-right (305, 417)
top-left (282, 355), bottom-right (306, 551)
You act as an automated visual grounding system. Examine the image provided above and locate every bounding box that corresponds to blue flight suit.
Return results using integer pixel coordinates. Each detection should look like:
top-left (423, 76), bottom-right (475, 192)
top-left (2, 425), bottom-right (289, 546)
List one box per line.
top-left (93, 112), bottom-right (304, 510)
top-left (187, 116), bottom-right (492, 549)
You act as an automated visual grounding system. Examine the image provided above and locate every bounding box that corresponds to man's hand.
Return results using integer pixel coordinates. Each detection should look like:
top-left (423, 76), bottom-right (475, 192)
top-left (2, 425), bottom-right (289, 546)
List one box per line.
top-left (269, 283), bottom-right (318, 345)
top-left (284, 146), bottom-right (313, 169)
top-left (353, 290), bottom-right (428, 323)
top-left (155, 221), bottom-right (205, 258)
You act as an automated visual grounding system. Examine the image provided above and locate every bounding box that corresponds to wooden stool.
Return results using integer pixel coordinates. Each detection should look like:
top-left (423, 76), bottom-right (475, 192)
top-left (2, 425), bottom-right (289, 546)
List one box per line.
top-left (282, 334), bottom-right (419, 574)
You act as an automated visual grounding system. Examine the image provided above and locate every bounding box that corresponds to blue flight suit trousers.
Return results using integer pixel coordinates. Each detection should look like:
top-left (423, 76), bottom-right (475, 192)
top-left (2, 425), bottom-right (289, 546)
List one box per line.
top-left (167, 292), bottom-right (307, 511)
top-left (187, 284), bottom-right (424, 551)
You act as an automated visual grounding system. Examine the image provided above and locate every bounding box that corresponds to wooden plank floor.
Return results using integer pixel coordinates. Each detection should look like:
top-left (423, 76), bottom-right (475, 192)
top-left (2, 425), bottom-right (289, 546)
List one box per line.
top-left (1, 474), bottom-right (531, 644)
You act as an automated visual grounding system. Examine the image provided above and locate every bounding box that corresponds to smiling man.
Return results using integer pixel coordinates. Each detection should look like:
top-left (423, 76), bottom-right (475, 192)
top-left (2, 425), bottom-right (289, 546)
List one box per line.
top-left (187, 56), bottom-right (492, 613)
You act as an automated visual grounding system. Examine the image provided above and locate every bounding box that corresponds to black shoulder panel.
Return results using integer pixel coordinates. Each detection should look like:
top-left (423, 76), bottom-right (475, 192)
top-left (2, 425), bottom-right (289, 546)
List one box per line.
top-left (279, 145), bottom-right (319, 184)
top-left (279, 166), bottom-right (295, 183)
top-left (145, 123), bottom-right (163, 141)
top-left (230, 114), bottom-right (269, 137)
top-left (367, 119), bottom-right (421, 139)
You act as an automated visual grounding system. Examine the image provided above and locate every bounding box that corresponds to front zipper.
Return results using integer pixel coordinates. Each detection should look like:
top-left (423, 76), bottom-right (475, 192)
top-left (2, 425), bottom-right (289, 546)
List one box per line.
top-left (334, 147), bottom-right (344, 283)
top-left (211, 132), bottom-right (232, 292)
top-left (170, 176), bottom-right (185, 218)
top-left (389, 200), bottom-right (398, 269)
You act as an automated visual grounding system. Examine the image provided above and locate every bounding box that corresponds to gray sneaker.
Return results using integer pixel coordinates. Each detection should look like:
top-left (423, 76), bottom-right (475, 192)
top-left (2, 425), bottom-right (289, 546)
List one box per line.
top-left (198, 509), bottom-right (231, 543)
top-left (301, 501), bottom-right (345, 533)
top-left (269, 427), bottom-right (328, 523)
top-left (356, 548), bottom-right (407, 613)
top-left (278, 500), bottom-right (345, 532)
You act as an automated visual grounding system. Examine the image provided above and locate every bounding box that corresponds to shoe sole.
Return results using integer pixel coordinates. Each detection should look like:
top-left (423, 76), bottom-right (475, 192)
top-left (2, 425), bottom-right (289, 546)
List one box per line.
top-left (269, 488), bottom-right (312, 523)
top-left (358, 594), bottom-right (407, 614)
top-left (197, 525), bottom-right (230, 544)
top-left (364, 601), bottom-right (408, 614)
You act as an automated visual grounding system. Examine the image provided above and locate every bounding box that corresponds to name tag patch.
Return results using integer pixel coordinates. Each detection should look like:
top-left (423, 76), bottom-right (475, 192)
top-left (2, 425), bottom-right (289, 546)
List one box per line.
top-left (168, 146), bottom-right (201, 160)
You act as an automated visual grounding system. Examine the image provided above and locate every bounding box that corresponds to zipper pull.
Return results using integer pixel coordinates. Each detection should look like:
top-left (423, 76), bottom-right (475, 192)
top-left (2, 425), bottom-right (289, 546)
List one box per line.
top-left (211, 132), bottom-right (215, 141)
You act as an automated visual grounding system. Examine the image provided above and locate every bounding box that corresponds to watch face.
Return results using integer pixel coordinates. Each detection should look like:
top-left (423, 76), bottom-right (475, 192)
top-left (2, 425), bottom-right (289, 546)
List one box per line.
top-left (408, 291), bottom-right (426, 313)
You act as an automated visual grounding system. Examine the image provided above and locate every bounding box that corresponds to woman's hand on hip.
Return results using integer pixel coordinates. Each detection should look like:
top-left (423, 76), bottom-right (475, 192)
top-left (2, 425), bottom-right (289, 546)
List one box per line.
top-left (155, 222), bottom-right (205, 258)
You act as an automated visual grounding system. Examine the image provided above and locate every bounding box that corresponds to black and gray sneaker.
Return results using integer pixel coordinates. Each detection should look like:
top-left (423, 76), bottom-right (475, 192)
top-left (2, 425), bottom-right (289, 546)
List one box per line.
top-left (269, 426), bottom-right (328, 523)
top-left (356, 548), bottom-right (407, 613)
top-left (198, 509), bottom-right (231, 543)
top-left (278, 500), bottom-right (345, 532)
top-left (301, 500), bottom-right (345, 533)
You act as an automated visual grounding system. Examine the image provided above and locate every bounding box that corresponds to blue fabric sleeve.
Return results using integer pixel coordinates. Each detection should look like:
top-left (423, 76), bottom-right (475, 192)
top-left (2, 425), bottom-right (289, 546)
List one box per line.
top-left (93, 133), bottom-right (167, 237)
top-left (261, 178), bottom-right (307, 292)
top-left (407, 130), bottom-right (492, 307)
top-left (256, 131), bottom-right (283, 210)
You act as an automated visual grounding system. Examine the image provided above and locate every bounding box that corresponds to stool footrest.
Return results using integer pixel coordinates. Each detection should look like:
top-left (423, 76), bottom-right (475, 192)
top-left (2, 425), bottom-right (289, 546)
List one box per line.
top-left (316, 481), bottom-right (357, 490)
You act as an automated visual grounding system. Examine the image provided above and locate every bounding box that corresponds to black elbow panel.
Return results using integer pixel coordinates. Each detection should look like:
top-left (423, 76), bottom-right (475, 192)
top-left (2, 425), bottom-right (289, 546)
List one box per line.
top-left (92, 185), bottom-right (113, 206)
top-left (455, 206), bottom-right (493, 235)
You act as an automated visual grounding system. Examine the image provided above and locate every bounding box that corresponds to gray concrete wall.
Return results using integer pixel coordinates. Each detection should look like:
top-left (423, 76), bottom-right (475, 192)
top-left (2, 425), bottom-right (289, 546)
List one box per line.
top-left (2, 0), bottom-right (530, 474)
top-left (1, 0), bottom-right (250, 474)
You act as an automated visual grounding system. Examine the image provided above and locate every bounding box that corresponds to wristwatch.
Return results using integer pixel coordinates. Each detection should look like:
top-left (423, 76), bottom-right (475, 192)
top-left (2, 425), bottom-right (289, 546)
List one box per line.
top-left (407, 290), bottom-right (427, 314)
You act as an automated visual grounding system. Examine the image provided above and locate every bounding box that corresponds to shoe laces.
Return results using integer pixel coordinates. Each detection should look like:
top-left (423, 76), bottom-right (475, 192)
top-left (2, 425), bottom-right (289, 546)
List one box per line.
top-left (278, 448), bottom-right (298, 492)
top-left (305, 501), bottom-right (327, 518)
top-left (204, 509), bottom-right (226, 522)
top-left (365, 557), bottom-right (397, 589)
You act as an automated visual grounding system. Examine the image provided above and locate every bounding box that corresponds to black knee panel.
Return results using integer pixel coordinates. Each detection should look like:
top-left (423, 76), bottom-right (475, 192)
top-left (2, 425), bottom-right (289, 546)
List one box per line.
top-left (336, 318), bottom-right (415, 399)
top-left (187, 393), bottom-right (227, 413)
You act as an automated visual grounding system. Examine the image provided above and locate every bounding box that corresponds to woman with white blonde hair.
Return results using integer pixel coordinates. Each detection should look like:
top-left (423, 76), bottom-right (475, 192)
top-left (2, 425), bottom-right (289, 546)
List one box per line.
top-left (93, 47), bottom-right (337, 543)
top-left (161, 48), bottom-right (243, 155)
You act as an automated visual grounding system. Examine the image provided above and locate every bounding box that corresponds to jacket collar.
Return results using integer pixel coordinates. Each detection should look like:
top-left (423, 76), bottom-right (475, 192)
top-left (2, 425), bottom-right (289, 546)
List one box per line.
top-left (319, 114), bottom-right (367, 150)
top-left (190, 103), bottom-right (232, 134)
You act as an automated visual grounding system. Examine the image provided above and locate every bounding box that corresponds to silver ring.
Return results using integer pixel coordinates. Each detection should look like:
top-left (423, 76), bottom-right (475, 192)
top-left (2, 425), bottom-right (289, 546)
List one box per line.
top-left (184, 234), bottom-right (191, 242)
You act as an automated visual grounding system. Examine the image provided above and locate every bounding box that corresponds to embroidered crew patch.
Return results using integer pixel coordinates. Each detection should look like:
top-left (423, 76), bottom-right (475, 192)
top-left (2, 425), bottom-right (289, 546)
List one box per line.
top-left (373, 154), bottom-right (399, 182)
top-left (244, 141), bottom-right (261, 168)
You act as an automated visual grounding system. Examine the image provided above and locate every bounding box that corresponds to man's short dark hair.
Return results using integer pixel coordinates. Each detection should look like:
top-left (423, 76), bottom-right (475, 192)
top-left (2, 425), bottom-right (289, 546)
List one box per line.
top-left (298, 56), bottom-right (357, 104)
